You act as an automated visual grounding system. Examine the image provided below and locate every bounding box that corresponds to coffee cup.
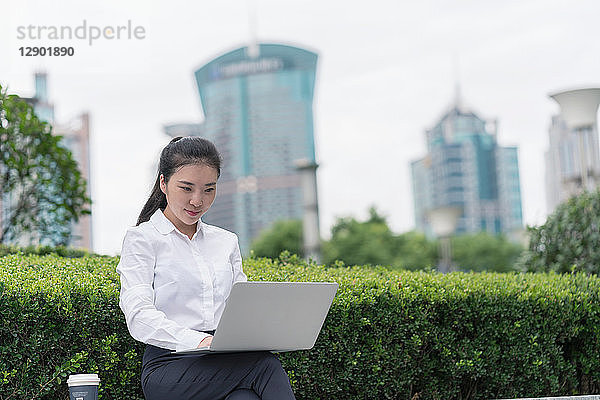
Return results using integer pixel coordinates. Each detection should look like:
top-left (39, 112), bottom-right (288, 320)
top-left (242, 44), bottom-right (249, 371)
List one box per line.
top-left (67, 374), bottom-right (100, 400)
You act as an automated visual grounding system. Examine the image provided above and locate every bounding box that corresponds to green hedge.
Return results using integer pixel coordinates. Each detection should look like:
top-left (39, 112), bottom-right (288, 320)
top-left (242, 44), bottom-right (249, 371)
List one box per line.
top-left (0, 244), bottom-right (103, 258)
top-left (1, 252), bottom-right (600, 399)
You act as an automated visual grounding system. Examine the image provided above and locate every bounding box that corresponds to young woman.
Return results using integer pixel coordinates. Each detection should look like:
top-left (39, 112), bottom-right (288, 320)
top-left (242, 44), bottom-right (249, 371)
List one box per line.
top-left (117, 136), bottom-right (296, 400)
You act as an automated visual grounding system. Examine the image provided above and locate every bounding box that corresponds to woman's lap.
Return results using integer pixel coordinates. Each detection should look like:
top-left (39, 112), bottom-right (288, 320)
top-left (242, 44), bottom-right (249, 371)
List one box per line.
top-left (141, 345), bottom-right (294, 400)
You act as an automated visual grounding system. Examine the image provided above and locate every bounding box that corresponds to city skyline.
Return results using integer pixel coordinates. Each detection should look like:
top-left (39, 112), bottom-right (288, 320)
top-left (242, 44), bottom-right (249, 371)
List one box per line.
top-left (1, 0), bottom-right (599, 254)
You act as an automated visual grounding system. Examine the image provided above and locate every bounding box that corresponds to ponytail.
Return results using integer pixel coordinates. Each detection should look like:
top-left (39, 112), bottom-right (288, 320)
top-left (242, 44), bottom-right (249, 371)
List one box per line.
top-left (136, 175), bottom-right (167, 226)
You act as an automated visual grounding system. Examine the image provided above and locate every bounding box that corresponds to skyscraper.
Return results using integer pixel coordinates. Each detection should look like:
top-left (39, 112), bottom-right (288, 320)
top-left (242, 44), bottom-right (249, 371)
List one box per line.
top-left (166, 43), bottom-right (318, 253)
top-left (411, 99), bottom-right (523, 238)
top-left (54, 112), bottom-right (93, 249)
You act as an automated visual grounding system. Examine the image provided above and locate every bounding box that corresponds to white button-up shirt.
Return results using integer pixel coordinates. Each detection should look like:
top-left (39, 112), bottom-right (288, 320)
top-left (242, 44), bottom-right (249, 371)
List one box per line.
top-left (117, 209), bottom-right (247, 351)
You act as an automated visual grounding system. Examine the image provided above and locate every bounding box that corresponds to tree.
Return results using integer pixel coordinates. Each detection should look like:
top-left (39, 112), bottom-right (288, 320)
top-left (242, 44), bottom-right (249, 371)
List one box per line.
top-left (0, 86), bottom-right (90, 245)
top-left (320, 207), bottom-right (437, 270)
top-left (392, 231), bottom-right (437, 271)
top-left (451, 232), bottom-right (524, 273)
top-left (322, 207), bottom-right (398, 267)
top-left (249, 208), bottom-right (523, 272)
top-left (250, 219), bottom-right (303, 258)
top-left (520, 189), bottom-right (600, 274)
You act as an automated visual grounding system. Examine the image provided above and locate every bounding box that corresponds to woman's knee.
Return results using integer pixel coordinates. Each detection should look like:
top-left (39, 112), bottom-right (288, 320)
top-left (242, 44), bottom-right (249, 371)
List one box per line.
top-left (225, 388), bottom-right (261, 399)
top-left (255, 352), bottom-right (283, 370)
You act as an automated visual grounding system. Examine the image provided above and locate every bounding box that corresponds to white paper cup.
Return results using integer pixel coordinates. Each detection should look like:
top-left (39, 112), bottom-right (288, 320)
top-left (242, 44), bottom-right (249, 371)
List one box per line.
top-left (67, 374), bottom-right (100, 400)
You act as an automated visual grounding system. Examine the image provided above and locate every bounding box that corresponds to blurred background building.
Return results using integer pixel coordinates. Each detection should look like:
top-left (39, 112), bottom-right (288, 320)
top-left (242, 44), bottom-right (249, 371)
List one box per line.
top-left (545, 88), bottom-right (600, 214)
top-left (165, 43), bottom-right (319, 253)
top-left (411, 95), bottom-right (523, 239)
top-left (54, 112), bottom-right (92, 250)
top-left (0, 72), bottom-right (93, 250)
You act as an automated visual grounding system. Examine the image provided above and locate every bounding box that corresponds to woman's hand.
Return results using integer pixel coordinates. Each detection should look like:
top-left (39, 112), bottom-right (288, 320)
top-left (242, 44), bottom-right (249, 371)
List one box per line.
top-left (197, 335), bottom-right (213, 348)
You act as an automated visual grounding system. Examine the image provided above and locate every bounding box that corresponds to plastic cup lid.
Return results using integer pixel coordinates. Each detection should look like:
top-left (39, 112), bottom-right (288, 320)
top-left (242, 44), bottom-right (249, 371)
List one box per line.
top-left (67, 374), bottom-right (100, 387)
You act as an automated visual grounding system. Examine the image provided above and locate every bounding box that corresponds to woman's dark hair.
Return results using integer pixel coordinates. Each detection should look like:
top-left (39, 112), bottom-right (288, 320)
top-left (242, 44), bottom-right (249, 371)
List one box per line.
top-left (136, 136), bottom-right (221, 225)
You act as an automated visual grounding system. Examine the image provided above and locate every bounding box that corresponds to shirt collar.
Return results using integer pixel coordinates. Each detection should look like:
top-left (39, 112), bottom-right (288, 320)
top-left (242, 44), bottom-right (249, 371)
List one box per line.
top-left (150, 209), bottom-right (204, 237)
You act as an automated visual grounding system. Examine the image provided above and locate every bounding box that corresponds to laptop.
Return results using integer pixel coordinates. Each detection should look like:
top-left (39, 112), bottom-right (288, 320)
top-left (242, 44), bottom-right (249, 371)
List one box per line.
top-left (175, 281), bottom-right (339, 354)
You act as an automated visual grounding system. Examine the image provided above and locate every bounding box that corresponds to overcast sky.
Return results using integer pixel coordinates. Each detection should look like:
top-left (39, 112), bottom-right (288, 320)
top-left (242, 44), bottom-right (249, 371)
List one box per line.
top-left (2, 0), bottom-right (599, 255)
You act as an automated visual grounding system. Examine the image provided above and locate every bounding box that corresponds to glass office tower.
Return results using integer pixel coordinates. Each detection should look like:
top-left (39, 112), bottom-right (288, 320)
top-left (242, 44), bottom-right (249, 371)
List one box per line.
top-left (411, 102), bottom-right (523, 237)
top-left (187, 43), bottom-right (318, 252)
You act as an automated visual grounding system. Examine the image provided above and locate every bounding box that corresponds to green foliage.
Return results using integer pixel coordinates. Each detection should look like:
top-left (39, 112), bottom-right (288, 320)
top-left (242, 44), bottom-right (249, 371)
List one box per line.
top-left (250, 219), bottom-right (303, 258)
top-left (250, 209), bottom-right (523, 273)
top-left (392, 231), bottom-right (437, 271)
top-left (452, 232), bottom-right (524, 273)
top-left (521, 189), bottom-right (600, 274)
top-left (322, 207), bottom-right (399, 267)
top-left (0, 244), bottom-right (101, 258)
top-left (0, 254), bottom-right (143, 399)
top-left (252, 256), bottom-right (600, 399)
top-left (322, 207), bottom-right (437, 270)
top-left (0, 85), bottom-right (91, 246)
top-left (2, 253), bottom-right (600, 399)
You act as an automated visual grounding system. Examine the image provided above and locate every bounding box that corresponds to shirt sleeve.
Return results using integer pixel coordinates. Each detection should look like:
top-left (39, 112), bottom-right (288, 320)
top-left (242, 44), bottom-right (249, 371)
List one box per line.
top-left (230, 234), bottom-right (247, 284)
top-left (117, 228), bottom-right (210, 351)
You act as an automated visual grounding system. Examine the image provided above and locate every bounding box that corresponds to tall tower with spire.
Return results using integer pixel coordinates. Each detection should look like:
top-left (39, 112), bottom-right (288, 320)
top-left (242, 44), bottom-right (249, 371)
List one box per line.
top-left (411, 94), bottom-right (523, 238)
top-left (246, 0), bottom-right (259, 59)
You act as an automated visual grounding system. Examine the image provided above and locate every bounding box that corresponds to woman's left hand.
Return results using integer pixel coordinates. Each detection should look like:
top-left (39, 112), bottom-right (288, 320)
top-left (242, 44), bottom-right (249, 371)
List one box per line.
top-left (198, 336), bottom-right (213, 348)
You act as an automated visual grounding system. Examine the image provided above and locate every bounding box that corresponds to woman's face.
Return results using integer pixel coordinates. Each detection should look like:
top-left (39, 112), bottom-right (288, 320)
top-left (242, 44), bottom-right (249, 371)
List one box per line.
top-left (160, 163), bottom-right (218, 235)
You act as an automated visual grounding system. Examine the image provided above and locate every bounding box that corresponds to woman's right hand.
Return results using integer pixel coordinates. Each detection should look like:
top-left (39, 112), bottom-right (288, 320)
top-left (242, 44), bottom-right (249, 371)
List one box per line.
top-left (197, 335), bottom-right (213, 348)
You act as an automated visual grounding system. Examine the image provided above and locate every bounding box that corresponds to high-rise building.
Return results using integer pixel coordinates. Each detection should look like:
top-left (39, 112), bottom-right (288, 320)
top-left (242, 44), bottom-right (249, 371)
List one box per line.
top-left (411, 99), bottom-right (523, 238)
top-left (545, 88), bottom-right (600, 213)
top-left (0, 73), bottom-right (93, 249)
top-left (54, 113), bottom-right (93, 249)
top-left (165, 43), bottom-right (319, 253)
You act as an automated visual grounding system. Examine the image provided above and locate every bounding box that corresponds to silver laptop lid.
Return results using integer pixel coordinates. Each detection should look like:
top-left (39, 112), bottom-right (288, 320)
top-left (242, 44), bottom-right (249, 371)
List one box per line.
top-left (210, 281), bottom-right (338, 352)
